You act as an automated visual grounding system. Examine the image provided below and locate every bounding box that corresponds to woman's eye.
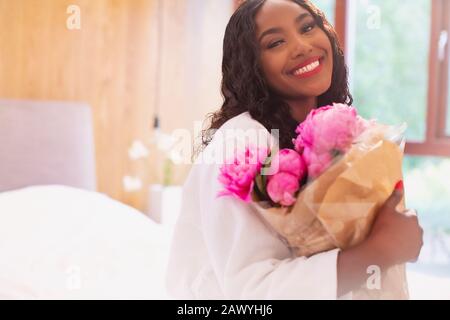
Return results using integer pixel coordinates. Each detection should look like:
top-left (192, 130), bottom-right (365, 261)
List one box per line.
top-left (302, 22), bottom-right (316, 33)
top-left (266, 22), bottom-right (316, 49)
top-left (267, 40), bottom-right (284, 49)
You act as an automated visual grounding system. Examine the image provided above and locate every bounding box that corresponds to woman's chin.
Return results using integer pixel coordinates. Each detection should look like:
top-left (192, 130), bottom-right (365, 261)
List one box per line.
top-left (300, 82), bottom-right (332, 98)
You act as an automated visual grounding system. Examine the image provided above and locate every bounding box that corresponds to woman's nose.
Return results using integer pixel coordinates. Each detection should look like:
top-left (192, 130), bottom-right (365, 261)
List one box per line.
top-left (290, 37), bottom-right (313, 59)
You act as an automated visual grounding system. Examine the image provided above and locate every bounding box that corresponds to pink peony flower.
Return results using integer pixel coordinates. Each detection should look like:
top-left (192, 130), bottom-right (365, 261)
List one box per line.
top-left (294, 104), bottom-right (367, 155)
top-left (269, 149), bottom-right (307, 179)
top-left (302, 147), bottom-right (333, 179)
top-left (267, 172), bottom-right (300, 207)
top-left (217, 146), bottom-right (269, 202)
top-left (294, 103), bottom-right (368, 179)
top-left (293, 105), bottom-right (333, 152)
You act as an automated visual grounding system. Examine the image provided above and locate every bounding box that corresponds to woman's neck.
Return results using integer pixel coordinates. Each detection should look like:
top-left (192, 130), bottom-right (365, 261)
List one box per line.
top-left (285, 96), bottom-right (317, 123)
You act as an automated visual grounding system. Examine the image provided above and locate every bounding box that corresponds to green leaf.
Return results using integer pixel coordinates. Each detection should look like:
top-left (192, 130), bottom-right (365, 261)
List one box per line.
top-left (254, 174), bottom-right (268, 201)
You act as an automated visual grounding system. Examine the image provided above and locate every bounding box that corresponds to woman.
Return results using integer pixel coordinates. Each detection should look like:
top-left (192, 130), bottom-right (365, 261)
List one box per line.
top-left (166, 0), bottom-right (423, 299)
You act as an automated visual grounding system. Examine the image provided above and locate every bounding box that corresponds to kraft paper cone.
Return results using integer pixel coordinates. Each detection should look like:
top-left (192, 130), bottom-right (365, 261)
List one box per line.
top-left (253, 138), bottom-right (409, 300)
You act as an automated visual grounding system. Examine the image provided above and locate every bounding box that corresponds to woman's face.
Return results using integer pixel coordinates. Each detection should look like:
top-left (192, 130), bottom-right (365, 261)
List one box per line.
top-left (255, 0), bottom-right (333, 100)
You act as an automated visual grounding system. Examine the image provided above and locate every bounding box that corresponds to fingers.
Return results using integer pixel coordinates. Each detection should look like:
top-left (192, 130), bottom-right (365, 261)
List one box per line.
top-left (384, 180), bottom-right (404, 210)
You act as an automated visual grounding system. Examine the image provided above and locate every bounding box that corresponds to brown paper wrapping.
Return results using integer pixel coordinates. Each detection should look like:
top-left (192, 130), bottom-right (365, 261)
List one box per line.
top-left (253, 137), bottom-right (409, 300)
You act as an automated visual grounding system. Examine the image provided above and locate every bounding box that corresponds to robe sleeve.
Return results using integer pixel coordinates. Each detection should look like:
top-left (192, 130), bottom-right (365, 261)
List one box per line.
top-left (197, 125), bottom-right (341, 300)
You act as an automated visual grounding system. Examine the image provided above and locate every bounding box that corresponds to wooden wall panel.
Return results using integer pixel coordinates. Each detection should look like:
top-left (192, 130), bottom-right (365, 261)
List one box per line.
top-left (0, 0), bottom-right (233, 211)
top-left (0, 0), bottom-right (157, 210)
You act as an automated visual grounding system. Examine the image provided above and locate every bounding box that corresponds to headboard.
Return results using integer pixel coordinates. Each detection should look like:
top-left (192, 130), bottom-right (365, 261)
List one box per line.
top-left (0, 99), bottom-right (96, 192)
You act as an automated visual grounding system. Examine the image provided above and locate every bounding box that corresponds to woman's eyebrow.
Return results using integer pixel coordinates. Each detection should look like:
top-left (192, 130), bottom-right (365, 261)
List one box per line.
top-left (258, 12), bottom-right (311, 42)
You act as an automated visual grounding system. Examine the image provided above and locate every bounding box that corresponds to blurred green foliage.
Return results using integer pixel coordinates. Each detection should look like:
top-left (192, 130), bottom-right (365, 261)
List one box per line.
top-left (351, 0), bottom-right (430, 142)
top-left (404, 156), bottom-right (450, 233)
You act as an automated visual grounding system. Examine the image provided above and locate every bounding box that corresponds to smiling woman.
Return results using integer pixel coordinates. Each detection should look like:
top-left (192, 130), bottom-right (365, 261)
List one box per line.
top-left (255, 1), bottom-right (334, 120)
top-left (167, 0), bottom-right (423, 300)
top-left (199, 0), bottom-right (351, 153)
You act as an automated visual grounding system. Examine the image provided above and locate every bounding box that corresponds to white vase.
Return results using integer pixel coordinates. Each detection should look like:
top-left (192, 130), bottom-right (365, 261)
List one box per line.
top-left (147, 184), bottom-right (182, 225)
top-left (147, 184), bottom-right (164, 223)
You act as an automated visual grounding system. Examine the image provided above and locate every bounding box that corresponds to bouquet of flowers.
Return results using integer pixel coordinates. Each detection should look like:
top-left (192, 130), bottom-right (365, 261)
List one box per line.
top-left (217, 103), bottom-right (409, 300)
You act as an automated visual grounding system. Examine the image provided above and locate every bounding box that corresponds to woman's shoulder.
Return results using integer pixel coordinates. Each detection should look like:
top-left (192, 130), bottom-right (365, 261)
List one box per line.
top-left (205, 111), bottom-right (277, 157)
top-left (218, 111), bottom-right (268, 132)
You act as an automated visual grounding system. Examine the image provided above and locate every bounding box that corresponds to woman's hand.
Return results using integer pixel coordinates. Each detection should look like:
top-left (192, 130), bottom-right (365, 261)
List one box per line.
top-left (337, 180), bottom-right (424, 297)
top-left (367, 181), bottom-right (424, 266)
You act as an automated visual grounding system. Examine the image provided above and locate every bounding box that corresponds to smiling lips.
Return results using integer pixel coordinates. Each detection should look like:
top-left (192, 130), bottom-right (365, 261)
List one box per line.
top-left (289, 56), bottom-right (324, 79)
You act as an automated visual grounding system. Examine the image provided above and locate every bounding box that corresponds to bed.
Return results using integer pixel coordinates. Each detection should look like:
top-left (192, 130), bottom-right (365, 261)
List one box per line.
top-left (0, 185), bottom-right (172, 299)
top-left (0, 99), bottom-right (172, 299)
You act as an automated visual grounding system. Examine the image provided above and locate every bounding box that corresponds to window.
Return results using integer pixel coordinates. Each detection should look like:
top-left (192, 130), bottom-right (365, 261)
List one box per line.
top-left (444, 3), bottom-right (450, 136)
top-left (423, 0), bottom-right (450, 155)
top-left (318, 0), bottom-right (450, 270)
top-left (447, 58), bottom-right (450, 135)
top-left (348, 0), bottom-right (431, 142)
top-left (340, 0), bottom-right (450, 269)
top-left (232, 0), bottom-right (450, 157)
top-left (330, 0), bottom-right (450, 157)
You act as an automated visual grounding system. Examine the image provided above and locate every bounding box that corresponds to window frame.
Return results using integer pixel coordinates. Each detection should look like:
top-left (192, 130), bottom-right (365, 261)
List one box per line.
top-left (435, 0), bottom-right (450, 139)
top-left (337, 0), bottom-right (450, 157)
top-left (233, 0), bottom-right (450, 157)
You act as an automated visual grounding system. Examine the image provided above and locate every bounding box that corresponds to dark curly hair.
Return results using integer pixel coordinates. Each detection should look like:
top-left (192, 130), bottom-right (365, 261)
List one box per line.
top-left (196, 0), bottom-right (352, 158)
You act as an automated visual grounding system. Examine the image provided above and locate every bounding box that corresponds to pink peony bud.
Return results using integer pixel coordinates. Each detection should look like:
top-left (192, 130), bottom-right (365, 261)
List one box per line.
top-left (293, 105), bottom-right (333, 152)
top-left (269, 149), bottom-right (307, 180)
top-left (267, 172), bottom-right (300, 207)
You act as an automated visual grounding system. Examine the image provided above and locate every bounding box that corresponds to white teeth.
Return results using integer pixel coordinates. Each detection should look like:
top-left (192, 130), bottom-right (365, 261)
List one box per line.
top-left (293, 60), bottom-right (320, 76)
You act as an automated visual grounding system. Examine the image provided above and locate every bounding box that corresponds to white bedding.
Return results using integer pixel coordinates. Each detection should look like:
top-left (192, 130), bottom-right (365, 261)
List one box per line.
top-left (0, 185), bottom-right (172, 299)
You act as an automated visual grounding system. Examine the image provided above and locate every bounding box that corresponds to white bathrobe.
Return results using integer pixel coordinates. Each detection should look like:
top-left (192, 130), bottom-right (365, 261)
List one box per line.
top-left (166, 111), bottom-right (340, 299)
